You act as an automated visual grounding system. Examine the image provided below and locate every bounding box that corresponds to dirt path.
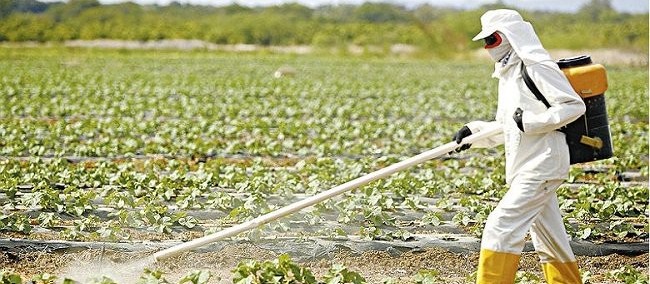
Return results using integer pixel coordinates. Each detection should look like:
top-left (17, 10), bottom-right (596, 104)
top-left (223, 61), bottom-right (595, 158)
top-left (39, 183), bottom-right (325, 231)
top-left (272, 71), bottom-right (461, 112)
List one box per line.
top-left (1, 244), bottom-right (647, 283)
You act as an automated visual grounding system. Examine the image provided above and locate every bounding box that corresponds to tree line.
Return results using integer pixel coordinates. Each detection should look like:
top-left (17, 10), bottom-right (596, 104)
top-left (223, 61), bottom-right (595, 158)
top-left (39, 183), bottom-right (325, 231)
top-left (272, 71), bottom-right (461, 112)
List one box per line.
top-left (0, 0), bottom-right (647, 54)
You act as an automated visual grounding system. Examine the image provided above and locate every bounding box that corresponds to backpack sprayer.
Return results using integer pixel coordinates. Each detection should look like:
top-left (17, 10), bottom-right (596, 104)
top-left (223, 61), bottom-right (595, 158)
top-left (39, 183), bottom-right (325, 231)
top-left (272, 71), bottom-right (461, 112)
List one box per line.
top-left (522, 55), bottom-right (613, 164)
top-left (152, 125), bottom-right (502, 261)
top-left (558, 55), bottom-right (613, 164)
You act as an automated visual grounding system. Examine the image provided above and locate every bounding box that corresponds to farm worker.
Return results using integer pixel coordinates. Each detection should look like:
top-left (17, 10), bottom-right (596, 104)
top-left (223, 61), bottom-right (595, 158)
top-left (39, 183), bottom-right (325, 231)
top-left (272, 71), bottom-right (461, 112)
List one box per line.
top-left (452, 9), bottom-right (586, 284)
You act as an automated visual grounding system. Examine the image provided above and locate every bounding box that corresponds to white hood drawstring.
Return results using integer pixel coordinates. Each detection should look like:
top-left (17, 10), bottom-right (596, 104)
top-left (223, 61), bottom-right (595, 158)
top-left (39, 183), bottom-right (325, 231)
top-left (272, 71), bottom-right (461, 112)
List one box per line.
top-left (491, 50), bottom-right (518, 79)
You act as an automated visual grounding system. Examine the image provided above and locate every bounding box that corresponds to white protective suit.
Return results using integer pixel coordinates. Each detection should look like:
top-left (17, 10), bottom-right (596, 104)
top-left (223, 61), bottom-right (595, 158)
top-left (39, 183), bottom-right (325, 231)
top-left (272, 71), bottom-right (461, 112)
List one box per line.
top-left (465, 10), bottom-right (586, 284)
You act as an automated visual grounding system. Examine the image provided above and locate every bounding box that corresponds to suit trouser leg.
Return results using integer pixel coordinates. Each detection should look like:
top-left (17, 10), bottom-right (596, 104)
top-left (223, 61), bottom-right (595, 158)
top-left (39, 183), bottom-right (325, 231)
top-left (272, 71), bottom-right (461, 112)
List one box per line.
top-left (530, 190), bottom-right (582, 284)
top-left (476, 179), bottom-right (581, 284)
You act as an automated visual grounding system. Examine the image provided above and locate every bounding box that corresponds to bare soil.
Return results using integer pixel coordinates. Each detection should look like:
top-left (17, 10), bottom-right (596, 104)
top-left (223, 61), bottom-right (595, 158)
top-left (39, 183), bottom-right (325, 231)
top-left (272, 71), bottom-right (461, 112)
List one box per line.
top-left (1, 244), bottom-right (647, 283)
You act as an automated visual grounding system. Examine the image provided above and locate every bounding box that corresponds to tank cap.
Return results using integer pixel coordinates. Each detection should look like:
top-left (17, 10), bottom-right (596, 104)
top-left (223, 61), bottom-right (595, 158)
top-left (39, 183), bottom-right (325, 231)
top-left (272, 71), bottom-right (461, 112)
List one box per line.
top-left (557, 55), bottom-right (593, 69)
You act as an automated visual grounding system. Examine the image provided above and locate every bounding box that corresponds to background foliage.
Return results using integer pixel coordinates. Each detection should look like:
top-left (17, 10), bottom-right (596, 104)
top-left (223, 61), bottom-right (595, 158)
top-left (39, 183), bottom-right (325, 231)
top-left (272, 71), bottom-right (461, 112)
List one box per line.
top-left (0, 0), bottom-right (647, 55)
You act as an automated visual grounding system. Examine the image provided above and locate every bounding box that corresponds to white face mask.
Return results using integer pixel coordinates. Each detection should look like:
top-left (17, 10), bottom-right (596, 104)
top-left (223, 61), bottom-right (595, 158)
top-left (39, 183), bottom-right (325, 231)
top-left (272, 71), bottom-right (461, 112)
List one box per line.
top-left (486, 33), bottom-right (512, 62)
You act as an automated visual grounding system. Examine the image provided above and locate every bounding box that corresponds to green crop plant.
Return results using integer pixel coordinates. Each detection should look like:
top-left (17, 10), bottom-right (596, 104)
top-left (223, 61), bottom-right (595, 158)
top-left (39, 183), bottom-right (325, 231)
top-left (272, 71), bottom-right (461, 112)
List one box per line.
top-left (137, 269), bottom-right (171, 284)
top-left (232, 254), bottom-right (317, 284)
top-left (177, 271), bottom-right (213, 284)
top-left (232, 255), bottom-right (366, 284)
top-left (0, 270), bottom-right (22, 284)
top-left (0, 48), bottom-right (646, 248)
top-left (0, 213), bottom-right (32, 233)
top-left (514, 271), bottom-right (542, 283)
top-left (323, 264), bottom-right (367, 284)
top-left (31, 273), bottom-right (57, 284)
top-left (607, 265), bottom-right (649, 284)
top-left (413, 269), bottom-right (441, 284)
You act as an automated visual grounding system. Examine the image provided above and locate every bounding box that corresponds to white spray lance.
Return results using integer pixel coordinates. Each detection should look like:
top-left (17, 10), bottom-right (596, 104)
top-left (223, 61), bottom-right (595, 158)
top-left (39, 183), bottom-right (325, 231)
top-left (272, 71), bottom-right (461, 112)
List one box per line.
top-left (153, 125), bottom-right (502, 261)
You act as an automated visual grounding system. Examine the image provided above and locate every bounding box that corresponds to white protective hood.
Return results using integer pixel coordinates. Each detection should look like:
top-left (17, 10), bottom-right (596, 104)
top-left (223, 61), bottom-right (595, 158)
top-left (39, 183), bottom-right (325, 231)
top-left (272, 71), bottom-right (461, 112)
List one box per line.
top-left (472, 9), bottom-right (553, 65)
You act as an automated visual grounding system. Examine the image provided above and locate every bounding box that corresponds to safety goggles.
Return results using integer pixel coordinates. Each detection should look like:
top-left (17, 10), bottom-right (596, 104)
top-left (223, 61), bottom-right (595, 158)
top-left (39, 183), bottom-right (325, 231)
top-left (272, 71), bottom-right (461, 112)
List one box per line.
top-left (483, 32), bottom-right (503, 49)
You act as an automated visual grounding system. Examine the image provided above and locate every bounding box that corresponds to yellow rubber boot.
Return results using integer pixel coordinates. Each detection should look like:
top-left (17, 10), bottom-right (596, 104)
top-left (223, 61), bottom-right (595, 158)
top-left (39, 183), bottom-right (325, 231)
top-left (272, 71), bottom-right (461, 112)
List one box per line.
top-left (542, 261), bottom-right (582, 284)
top-left (476, 249), bottom-right (521, 284)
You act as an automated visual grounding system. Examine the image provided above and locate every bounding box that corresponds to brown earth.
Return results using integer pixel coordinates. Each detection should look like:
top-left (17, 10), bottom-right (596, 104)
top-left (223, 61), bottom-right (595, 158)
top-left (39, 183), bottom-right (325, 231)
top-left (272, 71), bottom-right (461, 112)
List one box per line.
top-left (1, 244), bottom-right (647, 283)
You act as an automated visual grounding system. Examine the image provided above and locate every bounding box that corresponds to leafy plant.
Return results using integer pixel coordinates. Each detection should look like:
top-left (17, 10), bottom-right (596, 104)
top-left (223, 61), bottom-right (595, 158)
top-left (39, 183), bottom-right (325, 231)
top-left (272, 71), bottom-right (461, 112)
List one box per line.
top-left (137, 269), bottom-right (170, 284)
top-left (178, 270), bottom-right (212, 284)
top-left (0, 213), bottom-right (32, 233)
top-left (323, 264), bottom-right (367, 284)
top-left (88, 277), bottom-right (118, 284)
top-left (515, 271), bottom-right (542, 283)
top-left (31, 273), bottom-right (57, 284)
top-left (413, 269), bottom-right (440, 284)
top-left (232, 254), bottom-right (317, 284)
top-left (607, 265), bottom-right (649, 284)
top-left (0, 270), bottom-right (22, 284)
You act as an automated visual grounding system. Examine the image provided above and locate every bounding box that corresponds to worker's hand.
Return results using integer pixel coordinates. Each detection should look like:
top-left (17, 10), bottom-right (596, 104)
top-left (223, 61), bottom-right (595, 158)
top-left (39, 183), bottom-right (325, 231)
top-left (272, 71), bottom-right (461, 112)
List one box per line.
top-left (513, 107), bottom-right (524, 132)
top-left (452, 126), bottom-right (472, 152)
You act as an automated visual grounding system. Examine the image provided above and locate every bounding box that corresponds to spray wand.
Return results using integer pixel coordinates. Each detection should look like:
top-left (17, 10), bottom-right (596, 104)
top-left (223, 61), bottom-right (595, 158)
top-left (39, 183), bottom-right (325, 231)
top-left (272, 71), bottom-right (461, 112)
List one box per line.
top-left (153, 125), bottom-right (502, 261)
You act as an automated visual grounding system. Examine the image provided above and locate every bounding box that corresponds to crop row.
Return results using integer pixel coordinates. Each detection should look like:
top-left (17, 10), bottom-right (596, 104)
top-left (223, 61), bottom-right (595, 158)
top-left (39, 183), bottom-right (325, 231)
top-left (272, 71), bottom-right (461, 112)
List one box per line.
top-left (0, 154), bottom-right (646, 242)
top-left (0, 48), bottom-right (647, 246)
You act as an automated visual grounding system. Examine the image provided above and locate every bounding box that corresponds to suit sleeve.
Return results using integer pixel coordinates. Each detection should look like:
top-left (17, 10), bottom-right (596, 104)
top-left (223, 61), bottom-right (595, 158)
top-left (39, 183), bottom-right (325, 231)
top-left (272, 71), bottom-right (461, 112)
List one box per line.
top-left (521, 62), bottom-right (586, 134)
top-left (466, 120), bottom-right (504, 148)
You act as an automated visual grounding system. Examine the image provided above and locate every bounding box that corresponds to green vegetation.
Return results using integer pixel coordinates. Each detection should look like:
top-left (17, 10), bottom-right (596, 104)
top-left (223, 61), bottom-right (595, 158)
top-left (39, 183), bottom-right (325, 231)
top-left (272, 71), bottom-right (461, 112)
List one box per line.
top-left (0, 0), bottom-right (647, 55)
top-left (232, 254), bottom-right (320, 283)
top-left (5, 255), bottom-right (650, 283)
top-left (0, 47), bottom-right (647, 280)
top-left (0, 269), bottom-right (215, 284)
top-left (607, 265), bottom-right (649, 284)
top-left (413, 269), bottom-right (440, 284)
top-left (0, 47), bottom-right (647, 242)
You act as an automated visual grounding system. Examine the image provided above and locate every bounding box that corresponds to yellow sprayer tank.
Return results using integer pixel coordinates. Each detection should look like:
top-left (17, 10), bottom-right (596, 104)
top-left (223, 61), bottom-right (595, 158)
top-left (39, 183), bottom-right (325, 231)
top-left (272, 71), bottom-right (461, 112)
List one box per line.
top-left (558, 55), bottom-right (613, 164)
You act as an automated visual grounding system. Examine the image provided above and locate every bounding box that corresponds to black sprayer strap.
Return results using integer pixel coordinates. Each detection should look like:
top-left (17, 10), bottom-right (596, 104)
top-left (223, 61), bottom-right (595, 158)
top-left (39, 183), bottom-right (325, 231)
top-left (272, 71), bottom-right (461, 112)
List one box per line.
top-left (520, 63), bottom-right (568, 133)
top-left (520, 63), bottom-right (551, 108)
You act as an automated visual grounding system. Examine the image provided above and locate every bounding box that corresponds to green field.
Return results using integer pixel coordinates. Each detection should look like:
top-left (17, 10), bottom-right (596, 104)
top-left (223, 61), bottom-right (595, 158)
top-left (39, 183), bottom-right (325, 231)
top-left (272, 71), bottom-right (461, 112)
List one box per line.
top-left (0, 47), bottom-right (648, 282)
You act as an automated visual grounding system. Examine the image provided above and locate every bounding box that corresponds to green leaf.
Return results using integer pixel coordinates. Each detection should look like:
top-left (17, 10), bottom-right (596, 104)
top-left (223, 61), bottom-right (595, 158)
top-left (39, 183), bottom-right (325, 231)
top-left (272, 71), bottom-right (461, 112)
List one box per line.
top-left (324, 264), bottom-right (366, 284)
top-left (0, 271), bottom-right (23, 284)
top-left (30, 273), bottom-right (57, 284)
top-left (88, 276), bottom-right (117, 284)
top-left (137, 268), bottom-right (170, 284)
top-left (413, 269), bottom-right (440, 284)
top-left (178, 270), bottom-right (212, 284)
top-left (579, 227), bottom-right (592, 239)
